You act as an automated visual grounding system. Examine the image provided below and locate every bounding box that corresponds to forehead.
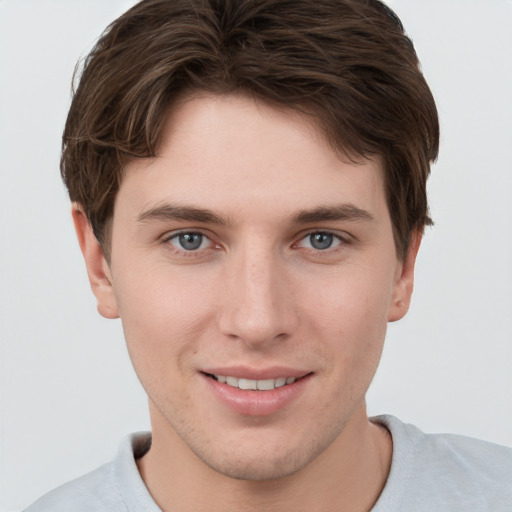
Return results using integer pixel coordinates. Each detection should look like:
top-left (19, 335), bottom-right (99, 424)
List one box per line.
top-left (118, 94), bottom-right (387, 222)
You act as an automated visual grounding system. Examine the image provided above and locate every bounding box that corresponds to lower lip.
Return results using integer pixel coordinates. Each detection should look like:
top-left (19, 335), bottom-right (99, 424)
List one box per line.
top-left (202, 374), bottom-right (311, 417)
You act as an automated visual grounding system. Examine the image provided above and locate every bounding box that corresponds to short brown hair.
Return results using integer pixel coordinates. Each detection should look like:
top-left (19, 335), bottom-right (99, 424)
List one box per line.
top-left (62, 0), bottom-right (439, 259)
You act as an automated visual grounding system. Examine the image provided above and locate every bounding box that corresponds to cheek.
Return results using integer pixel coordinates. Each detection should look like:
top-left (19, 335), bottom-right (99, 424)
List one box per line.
top-left (303, 267), bottom-right (391, 382)
top-left (112, 262), bottom-right (217, 377)
top-left (307, 267), bottom-right (392, 336)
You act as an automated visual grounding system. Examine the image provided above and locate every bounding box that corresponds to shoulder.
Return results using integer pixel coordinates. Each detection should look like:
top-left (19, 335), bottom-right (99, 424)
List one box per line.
top-left (24, 432), bottom-right (155, 512)
top-left (372, 415), bottom-right (512, 511)
top-left (24, 462), bottom-right (120, 512)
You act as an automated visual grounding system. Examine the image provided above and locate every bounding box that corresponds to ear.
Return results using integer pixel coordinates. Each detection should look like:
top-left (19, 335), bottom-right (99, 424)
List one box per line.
top-left (387, 229), bottom-right (422, 322)
top-left (72, 204), bottom-right (119, 319)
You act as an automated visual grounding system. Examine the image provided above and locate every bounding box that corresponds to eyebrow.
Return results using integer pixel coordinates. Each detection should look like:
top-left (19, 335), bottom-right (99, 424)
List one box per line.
top-left (137, 203), bottom-right (226, 225)
top-left (136, 202), bottom-right (374, 226)
top-left (292, 204), bottom-right (374, 224)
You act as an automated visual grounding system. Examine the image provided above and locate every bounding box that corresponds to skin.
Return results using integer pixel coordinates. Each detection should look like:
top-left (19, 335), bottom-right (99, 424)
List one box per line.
top-left (74, 93), bottom-right (420, 512)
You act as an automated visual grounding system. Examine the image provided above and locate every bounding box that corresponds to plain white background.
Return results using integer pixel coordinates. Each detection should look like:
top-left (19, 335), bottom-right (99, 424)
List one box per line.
top-left (1, 1), bottom-right (511, 510)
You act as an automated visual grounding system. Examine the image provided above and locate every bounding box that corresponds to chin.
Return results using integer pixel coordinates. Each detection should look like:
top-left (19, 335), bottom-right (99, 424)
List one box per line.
top-left (188, 431), bottom-right (334, 482)
top-left (202, 451), bottom-right (309, 482)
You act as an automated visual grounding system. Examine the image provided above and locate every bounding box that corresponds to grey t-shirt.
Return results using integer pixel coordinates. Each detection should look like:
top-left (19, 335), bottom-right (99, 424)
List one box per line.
top-left (25, 415), bottom-right (512, 511)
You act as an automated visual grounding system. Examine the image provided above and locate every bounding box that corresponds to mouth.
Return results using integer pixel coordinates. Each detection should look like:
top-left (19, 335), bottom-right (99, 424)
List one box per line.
top-left (201, 369), bottom-right (313, 416)
top-left (203, 372), bottom-right (303, 391)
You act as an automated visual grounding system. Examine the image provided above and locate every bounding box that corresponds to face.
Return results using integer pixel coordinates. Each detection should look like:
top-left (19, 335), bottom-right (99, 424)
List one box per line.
top-left (77, 93), bottom-right (417, 481)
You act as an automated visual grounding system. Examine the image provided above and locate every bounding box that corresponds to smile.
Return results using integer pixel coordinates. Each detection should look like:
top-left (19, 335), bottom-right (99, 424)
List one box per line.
top-left (202, 370), bottom-right (312, 415)
top-left (207, 374), bottom-right (298, 390)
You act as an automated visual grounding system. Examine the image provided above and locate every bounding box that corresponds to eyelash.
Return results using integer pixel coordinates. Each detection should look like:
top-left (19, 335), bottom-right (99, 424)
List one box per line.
top-left (162, 230), bottom-right (218, 257)
top-left (161, 230), bottom-right (350, 257)
top-left (295, 231), bottom-right (345, 251)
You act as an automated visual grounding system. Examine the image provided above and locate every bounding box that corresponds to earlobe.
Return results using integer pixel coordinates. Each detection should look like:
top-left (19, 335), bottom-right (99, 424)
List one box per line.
top-left (388, 230), bottom-right (422, 322)
top-left (72, 204), bottom-right (119, 319)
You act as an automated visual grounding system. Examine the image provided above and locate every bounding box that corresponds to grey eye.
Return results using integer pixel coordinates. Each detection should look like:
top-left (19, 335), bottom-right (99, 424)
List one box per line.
top-left (309, 232), bottom-right (334, 250)
top-left (176, 233), bottom-right (204, 250)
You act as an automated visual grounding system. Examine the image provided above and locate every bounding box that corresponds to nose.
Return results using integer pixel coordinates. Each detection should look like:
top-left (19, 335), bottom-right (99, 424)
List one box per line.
top-left (218, 243), bottom-right (298, 349)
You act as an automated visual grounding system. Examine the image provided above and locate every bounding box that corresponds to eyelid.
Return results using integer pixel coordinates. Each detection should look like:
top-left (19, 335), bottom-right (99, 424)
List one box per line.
top-left (162, 229), bottom-right (220, 254)
top-left (162, 227), bottom-right (212, 241)
top-left (296, 229), bottom-right (350, 244)
top-left (292, 229), bottom-right (353, 256)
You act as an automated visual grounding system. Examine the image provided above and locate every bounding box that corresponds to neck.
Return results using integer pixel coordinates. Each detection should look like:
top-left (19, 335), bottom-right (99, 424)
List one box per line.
top-left (137, 402), bottom-right (392, 512)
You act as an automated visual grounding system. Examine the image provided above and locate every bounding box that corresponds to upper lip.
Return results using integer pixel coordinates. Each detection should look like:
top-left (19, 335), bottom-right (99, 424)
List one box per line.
top-left (202, 366), bottom-right (312, 380)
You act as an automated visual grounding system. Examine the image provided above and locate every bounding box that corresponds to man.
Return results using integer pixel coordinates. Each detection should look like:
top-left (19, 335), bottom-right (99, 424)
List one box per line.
top-left (25, 0), bottom-right (511, 510)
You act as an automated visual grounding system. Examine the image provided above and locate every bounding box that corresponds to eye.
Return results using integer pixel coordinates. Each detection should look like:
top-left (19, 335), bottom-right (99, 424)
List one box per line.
top-left (168, 232), bottom-right (211, 251)
top-left (297, 232), bottom-right (343, 250)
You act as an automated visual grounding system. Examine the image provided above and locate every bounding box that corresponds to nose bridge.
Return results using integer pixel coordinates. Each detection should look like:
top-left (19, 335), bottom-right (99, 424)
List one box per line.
top-left (219, 238), bottom-right (296, 347)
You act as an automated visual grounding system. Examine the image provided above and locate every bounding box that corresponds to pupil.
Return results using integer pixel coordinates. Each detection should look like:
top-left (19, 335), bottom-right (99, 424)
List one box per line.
top-left (179, 233), bottom-right (202, 250)
top-left (310, 233), bottom-right (333, 250)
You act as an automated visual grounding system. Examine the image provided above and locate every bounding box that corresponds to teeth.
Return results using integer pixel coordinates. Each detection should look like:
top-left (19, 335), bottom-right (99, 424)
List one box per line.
top-left (257, 379), bottom-right (275, 391)
top-left (275, 377), bottom-right (286, 388)
top-left (239, 378), bottom-right (257, 390)
top-left (213, 375), bottom-right (297, 390)
top-left (226, 376), bottom-right (238, 387)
